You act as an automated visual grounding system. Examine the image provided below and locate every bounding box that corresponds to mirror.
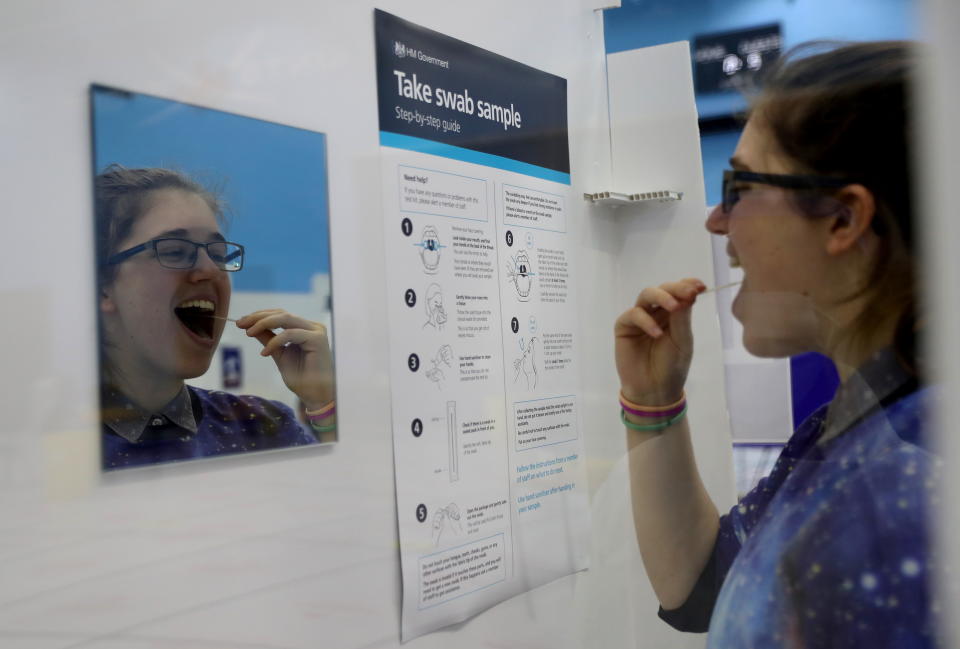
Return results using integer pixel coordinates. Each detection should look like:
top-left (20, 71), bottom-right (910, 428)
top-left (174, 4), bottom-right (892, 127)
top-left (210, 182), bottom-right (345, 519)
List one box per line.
top-left (91, 84), bottom-right (336, 471)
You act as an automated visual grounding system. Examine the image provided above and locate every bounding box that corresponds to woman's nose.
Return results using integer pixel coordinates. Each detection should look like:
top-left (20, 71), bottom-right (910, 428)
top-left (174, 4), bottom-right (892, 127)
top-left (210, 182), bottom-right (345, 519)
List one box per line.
top-left (188, 248), bottom-right (223, 278)
top-left (705, 203), bottom-right (730, 235)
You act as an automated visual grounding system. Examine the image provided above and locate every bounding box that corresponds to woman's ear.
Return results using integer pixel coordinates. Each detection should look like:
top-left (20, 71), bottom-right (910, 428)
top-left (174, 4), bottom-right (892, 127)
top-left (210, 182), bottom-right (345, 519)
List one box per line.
top-left (825, 184), bottom-right (877, 255)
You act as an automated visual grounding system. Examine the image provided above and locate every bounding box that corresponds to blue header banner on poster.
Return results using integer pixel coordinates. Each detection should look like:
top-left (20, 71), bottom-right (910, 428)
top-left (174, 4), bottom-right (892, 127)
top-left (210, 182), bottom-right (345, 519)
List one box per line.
top-left (374, 9), bottom-right (570, 184)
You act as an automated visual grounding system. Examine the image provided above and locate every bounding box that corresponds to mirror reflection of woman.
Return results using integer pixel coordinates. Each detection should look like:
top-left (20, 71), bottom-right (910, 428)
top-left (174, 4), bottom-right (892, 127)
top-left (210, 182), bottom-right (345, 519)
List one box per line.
top-left (96, 165), bottom-right (335, 470)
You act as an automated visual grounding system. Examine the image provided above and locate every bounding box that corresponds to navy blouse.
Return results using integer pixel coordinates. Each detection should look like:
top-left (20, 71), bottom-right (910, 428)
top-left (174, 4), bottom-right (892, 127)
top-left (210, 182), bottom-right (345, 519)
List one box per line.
top-left (661, 350), bottom-right (943, 648)
top-left (102, 386), bottom-right (316, 470)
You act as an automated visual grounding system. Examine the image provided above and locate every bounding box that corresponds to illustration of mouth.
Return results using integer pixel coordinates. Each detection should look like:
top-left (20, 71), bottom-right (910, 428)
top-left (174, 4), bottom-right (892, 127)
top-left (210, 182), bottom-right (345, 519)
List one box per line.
top-left (516, 274), bottom-right (531, 298)
top-left (174, 299), bottom-right (216, 340)
top-left (422, 250), bottom-right (440, 271)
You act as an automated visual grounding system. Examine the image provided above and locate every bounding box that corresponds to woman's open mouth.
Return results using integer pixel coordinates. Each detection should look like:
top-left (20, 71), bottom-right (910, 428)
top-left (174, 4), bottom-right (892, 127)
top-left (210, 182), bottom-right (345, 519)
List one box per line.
top-left (174, 299), bottom-right (216, 340)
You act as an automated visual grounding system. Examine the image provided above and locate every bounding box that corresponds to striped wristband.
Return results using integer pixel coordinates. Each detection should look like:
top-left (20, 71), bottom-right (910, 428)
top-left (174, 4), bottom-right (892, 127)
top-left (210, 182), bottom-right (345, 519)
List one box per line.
top-left (621, 405), bottom-right (688, 432)
top-left (619, 390), bottom-right (686, 419)
top-left (306, 400), bottom-right (336, 425)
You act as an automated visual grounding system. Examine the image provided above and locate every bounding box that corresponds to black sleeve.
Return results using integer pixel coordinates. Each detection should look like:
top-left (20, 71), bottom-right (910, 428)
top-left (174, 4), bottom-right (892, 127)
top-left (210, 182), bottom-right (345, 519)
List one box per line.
top-left (656, 549), bottom-right (720, 633)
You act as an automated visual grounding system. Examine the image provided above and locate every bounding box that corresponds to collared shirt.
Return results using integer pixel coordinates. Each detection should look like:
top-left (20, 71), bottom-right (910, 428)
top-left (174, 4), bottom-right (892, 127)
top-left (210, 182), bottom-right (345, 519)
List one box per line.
top-left (820, 347), bottom-right (918, 445)
top-left (101, 384), bottom-right (199, 443)
top-left (101, 386), bottom-right (317, 470)
top-left (659, 348), bottom-right (941, 647)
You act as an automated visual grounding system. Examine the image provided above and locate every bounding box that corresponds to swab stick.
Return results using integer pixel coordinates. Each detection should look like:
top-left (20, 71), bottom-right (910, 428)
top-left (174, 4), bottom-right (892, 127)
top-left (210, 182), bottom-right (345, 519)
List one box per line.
top-left (701, 281), bottom-right (742, 295)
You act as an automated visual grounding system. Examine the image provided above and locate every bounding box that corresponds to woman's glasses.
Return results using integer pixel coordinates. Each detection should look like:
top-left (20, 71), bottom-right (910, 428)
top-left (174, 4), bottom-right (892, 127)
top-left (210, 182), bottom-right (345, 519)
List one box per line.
top-left (722, 169), bottom-right (855, 214)
top-left (104, 238), bottom-right (245, 272)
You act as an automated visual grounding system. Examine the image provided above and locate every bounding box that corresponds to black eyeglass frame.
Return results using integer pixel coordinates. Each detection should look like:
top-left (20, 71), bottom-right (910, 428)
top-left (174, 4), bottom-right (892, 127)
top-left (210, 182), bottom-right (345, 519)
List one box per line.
top-left (103, 237), bottom-right (245, 272)
top-left (721, 169), bottom-right (856, 214)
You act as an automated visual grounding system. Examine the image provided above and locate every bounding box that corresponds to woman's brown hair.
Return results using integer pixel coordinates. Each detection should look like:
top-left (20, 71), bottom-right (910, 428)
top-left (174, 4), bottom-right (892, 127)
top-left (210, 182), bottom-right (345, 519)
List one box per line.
top-left (752, 41), bottom-right (919, 373)
top-left (95, 164), bottom-right (223, 289)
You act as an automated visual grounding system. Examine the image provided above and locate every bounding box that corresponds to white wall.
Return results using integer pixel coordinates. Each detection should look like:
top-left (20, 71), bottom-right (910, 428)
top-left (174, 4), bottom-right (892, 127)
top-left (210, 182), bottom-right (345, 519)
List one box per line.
top-left (0, 2), bottom-right (733, 648)
top-left (604, 40), bottom-right (735, 518)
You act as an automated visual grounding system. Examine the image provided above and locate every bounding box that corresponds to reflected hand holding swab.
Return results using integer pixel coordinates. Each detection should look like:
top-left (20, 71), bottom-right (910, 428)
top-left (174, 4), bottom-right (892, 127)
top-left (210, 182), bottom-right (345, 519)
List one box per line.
top-left (203, 314), bottom-right (282, 335)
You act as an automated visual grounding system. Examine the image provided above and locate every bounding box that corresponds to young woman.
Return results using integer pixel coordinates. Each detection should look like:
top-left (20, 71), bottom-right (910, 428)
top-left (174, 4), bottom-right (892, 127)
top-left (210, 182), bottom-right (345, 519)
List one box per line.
top-left (96, 165), bottom-right (336, 469)
top-left (615, 42), bottom-right (940, 646)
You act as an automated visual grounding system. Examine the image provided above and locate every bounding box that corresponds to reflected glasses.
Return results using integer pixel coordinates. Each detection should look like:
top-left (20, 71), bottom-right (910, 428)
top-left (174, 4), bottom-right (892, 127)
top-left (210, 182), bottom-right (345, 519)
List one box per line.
top-left (105, 238), bottom-right (245, 272)
top-left (722, 169), bottom-right (854, 214)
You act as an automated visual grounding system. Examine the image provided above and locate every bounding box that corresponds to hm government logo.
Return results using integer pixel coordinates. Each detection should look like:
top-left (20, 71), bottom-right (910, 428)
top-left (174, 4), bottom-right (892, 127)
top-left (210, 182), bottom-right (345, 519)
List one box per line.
top-left (394, 40), bottom-right (408, 58)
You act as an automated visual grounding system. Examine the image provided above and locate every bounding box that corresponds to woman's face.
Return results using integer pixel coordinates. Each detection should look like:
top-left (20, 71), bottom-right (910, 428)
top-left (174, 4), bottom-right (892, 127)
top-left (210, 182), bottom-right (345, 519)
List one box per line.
top-left (100, 188), bottom-right (232, 382)
top-left (705, 116), bottom-right (833, 358)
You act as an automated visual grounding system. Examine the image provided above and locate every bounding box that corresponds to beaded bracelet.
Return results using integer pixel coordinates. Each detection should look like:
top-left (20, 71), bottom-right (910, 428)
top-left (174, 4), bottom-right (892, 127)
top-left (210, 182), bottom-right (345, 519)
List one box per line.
top-left (621, 404), bottom-right (688, 432)
top-left (619, 390), bottom-right (686, 419)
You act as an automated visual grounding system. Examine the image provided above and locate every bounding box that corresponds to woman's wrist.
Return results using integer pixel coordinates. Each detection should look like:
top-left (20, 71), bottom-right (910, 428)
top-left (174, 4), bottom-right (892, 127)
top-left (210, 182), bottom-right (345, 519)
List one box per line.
top-left (301, 388), bottom-right (336, 413)
top-left (619, 385), bottom-right (685, 409)
top-left (621, 406), bottom-right (687, 432)
top-left (620, 390), bottom-right (686, 415)
top-left (305, 399), bottom-right (336, 420)
top-left (622, 409), bottom-right (673, 425)
top-left (619, 390), bottom-right (688, 432)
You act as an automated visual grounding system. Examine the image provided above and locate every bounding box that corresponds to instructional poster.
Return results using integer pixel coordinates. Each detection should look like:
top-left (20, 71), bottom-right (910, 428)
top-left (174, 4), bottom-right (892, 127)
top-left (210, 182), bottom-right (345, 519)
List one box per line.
top-left (374, 10), bottom-right (590, 641)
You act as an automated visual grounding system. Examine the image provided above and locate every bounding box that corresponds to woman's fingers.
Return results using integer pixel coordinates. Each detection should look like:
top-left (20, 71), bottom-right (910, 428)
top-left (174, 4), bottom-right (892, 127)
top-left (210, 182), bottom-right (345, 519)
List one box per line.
top-left (636, 279), bottom-right (705, 310)
top-left (258, 328), bottom-right (330, 358)
top-left (636, 286), bottom-right (680, 312)
top-left (237, 310), bottom-right (335, 408)
top-left (237, 310), bottom-right (326, 339)
top-left (249, 328), bottom-right (276, 350)
top-left (234, 309), bottom-right (329, 359)
top-left (616, 305), bottom-right (669, 339)
top-left (618, 278), bottom-right (705, 339)
top-left (259, 327), bottom-right (316, 357)
top-left (235, 309), bottom-right (283, 328)
top-left (615, 278), bottom-right (705, 401)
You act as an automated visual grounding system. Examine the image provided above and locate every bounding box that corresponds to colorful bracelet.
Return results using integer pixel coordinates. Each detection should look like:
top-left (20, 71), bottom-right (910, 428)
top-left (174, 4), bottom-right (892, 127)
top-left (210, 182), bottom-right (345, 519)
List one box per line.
top-left (621, 405), bottom-right (688, 432)
top-left (306, 400), bottom-right (336, 416)
top-left (306, 400), bottom-right (336, 427)
top-left (310, 423), bottom-right (337, 434)
top-left (619, 390), bottom-right (686, 419)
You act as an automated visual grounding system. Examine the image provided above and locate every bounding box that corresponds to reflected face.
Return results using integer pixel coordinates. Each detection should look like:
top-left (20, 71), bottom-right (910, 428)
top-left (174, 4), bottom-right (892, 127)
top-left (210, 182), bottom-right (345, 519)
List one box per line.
top-left (100, 189), bottom-right (232, 382)
top-left (704, 117), bottom-right (829, 357)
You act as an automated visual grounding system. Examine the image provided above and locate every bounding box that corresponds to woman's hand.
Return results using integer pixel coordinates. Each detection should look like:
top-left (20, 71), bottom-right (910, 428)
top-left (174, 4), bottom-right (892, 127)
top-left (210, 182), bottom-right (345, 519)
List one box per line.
top-left (236, 309), bottom-right (335, 410)
top-left (614, 278), bottom-right (705, 406)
